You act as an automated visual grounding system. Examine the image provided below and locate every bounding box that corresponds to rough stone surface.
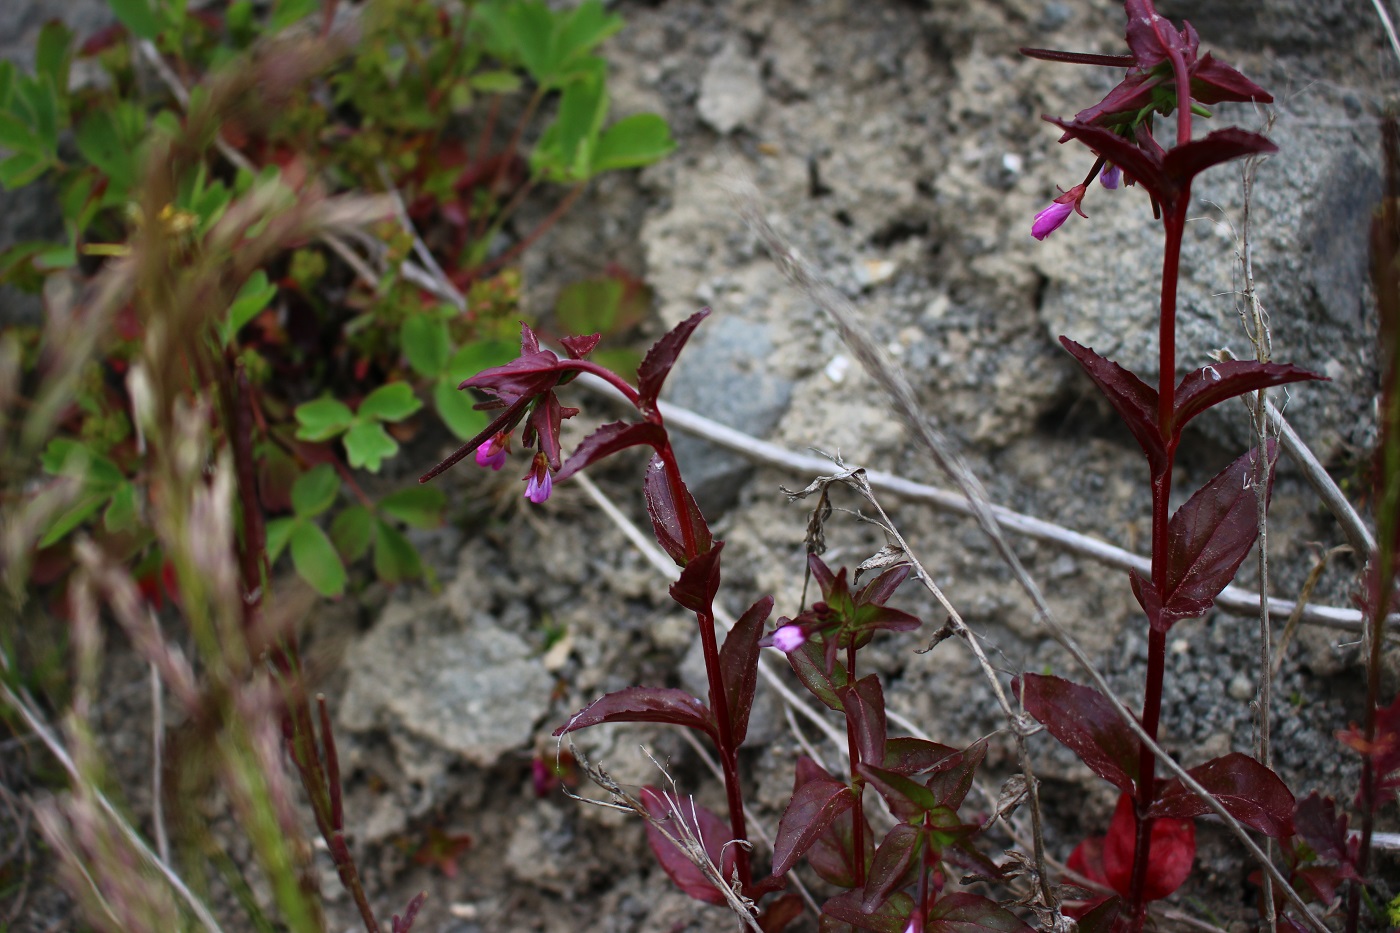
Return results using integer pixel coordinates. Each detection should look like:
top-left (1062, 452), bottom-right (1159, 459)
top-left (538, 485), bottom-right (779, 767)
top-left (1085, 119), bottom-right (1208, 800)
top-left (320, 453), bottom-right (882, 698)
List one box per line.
top-left (696, 40), bottom-right (764, 134)
top-left (339, 598), bottom-right (552, 768)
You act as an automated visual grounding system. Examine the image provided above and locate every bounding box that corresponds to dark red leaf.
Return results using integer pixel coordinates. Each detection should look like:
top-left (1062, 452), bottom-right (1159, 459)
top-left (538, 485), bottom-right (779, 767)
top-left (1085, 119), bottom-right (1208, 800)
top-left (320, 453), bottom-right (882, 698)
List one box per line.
top-left (642, 453), bottom-right (713, 566)
top-left (529, 390), bottom-right (567, 468)
top-left (822, 889), bottom-right (914, 933)
top-left (1149, 752), bottom-right (1295, 837)
top-left (1123, 0), bottom-right (1189, 67)
top-left (520, 322), bottom-right (541, 355)
top-left (1295, 864), bottom-right (1350, 904)
top-left (856, 563), bottom-right (910, 606)
top-left (719, 596), bottom-right (773, 746)
top-left (1293, 792), bottom-right (1353, 866)
top-left (1050, 120), bottom-right (1176, 209)
top-left (794, 757), bottom-right (871, 887)
top-left (553, 686), bottom-right (716, 740)
top-left (1060, 338), bottom-right (1166, 477)
top-left (637, 309), bottom-right (710, 411)
top-left (670, 541), bottom-right (724, 614)
top-left (1338, 693), bottom-right (1400, 798)
top-left (555, 421), bottom-right (668, 482)
top-left (838, 675), bottom-right (887, 766)
top-left (559, 333), bottom-right (601, 359)
top-left (882, 737), bottom-right (959, 776)
top-left (1153, 441), bottom-right (1277, 625)
top-left (758, 894), bottom-right (806, 933)
top-left (459, 349), bottom-right (568, 398)
top-left (1172, 360), bottom-right (1323, 439)
top-left (1067, 834), bottom-right (1110, 888)
top-left (1102, 793), bottom-right (1195, 901)
top-left (1070, 896), bottom-right (1122, 933)
top-left (923, 738), bottom-right (987, 810)
top-left (640, 786), bottom-right (735, 905)
top-left (1014, 674), bottom-right (1138, 794)
top-left (788, 637), bottom-right (850, 712)
top-left (390, 891), bottom-right (427, 933)
top-left (926, 892), bottom-right (1036, 933)
top-left (1190, 53), bottom-right (1273, 105)
top-left (862, 823), bottom-right (921, 913)
top-left (859, 765), bottom-right (939, 822)
top-left (1161, 128), bottom-right (1278, 191)
top-left (773, 776), bottom-right (856, 875)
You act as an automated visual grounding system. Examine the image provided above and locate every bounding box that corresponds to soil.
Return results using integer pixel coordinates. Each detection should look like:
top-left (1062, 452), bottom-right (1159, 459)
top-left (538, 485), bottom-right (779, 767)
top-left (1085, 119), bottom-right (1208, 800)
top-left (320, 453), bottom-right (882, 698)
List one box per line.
top-left (3, 1), bottom-right (1399, 931)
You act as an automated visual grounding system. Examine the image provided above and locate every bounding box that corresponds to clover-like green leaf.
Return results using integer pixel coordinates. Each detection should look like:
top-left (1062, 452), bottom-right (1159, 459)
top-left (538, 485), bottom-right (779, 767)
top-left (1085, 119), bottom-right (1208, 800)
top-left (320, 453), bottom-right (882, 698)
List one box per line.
top-left (290, 464), bottom-right (340, 518)
top-left (294, 396), bottom-right (355, 441)
top-left (290, 521), bottom-right (346, 598)
top-left (330, 505), bottom-right (375, 562)
top-left (344, 422), bottom-right (398, 472)
top-left (401, 314), bottom-right (450, 378)
top-left (357, 381), bottom-right (422, 422)
top-left (265, 516), bottom-right (297, 563)
top-left (434, 378), bottom-right (489, 440)
top-left (373, 519), bottom-right (422, 584)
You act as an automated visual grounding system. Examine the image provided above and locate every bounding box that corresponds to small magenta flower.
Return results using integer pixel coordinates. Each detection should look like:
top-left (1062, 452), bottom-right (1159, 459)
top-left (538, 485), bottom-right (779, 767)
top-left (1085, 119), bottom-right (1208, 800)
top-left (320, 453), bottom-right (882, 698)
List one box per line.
top-left (1101, 163), bottom-right (1122, 189)
top-left (474, 432), bottom-right (509, 470)
top-left (1031, 183), bottom-right (1088, 240)
top-left (523, 453), bottom-right (553, 504)
top-left (771, 624), bottom-right (806, 653)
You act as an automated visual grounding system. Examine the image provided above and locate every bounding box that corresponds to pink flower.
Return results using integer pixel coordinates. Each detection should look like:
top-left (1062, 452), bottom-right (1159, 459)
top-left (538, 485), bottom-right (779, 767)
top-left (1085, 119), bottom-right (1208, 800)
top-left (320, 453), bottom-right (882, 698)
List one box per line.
top-left (474, 433), bottom-right (509, 470)
top-left (1031, 183), bottom-right (1088, 240)
top-left (771, 624), bottom-right (806, 653)
top-left (523, 453), bottom-right (553, 504)
top-left (1101, 163), bottom-right (1122, 189)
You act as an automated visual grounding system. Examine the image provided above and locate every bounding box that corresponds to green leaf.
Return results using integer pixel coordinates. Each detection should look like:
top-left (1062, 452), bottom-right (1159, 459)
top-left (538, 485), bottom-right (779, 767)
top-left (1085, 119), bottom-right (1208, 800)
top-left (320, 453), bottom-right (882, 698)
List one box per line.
top-left (294, 396), bottom-right (355, 441)
top-left (357, 381), bottom-right (422, 423)
top-left (379, 487), bottom-right (446, 529)
top-left (344, 422), bottom-right (398, 472)
top-left (108, 0), bottom-right (165, 39)
top-left (330, 505), bottom-right (375, 562)
top-left (504, 1), bottom-right (558, 83)
top-left (0, 151), bottom-right (49, 189)
top-left (592, 114), bottom-right (675, 173)
top-left (41, 440), bottom-right (121, 489)
top-left (400, 314), bottom-right (450, 378)
top-left (0, 112), bottom-right (41, 155)
top-left (265, 516), bottom-right (297, 563)
top-left (35, 21), bottom-right (73, 95)
top-left (75, 103), bottom-right (144, 195)
top-left (290, 464), bottom-right (339, 518)
top-left (222, 269), bottom-right (277, 345)
top-left (433, 378), bottom-right (488, 440)
top-left (38, 493), bottom-right (108, 548)
top-left (103, 482), bottom-right (138, 532)
top-left (0, 61), bottom-right (14, 109)
top-left (554, 276), bottom-right (623, 335)
top-left (373, 519), bottom-right (421, 585)
top-left (445, 339), bottom-right (517, 382)
top-left (468, 70), bottom-right (523, 93)
top-left (268, 0), bottom-right (319, 32)
top-left (554, 2), bottom-right (623, 74)
top-left (290, 522), bottom-right (346, 598)
top-left (533, 67), bottom-right (607, 181)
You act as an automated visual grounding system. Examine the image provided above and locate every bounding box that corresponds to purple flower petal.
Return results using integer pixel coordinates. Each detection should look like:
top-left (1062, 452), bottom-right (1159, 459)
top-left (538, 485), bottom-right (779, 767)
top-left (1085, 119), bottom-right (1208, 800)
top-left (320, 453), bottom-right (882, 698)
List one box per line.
top-left (1101, 163), bottom-right (1122, 189)
top-left (524, 467), bottom-right (553, 504)
top-left (772, 624), bottom-right (806, 653)
top-left (1031, 199), bottom-right (1074, 240)
top-left (475, 439), bottom-right (507, 471)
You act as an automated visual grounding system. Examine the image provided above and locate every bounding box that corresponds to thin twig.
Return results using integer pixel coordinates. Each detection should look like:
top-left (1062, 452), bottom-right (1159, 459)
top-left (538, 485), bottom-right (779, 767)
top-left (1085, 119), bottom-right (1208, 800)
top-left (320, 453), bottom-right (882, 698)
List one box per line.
top-left (375, 163), bottom-right (467, 311)
top-left (149, 662), bottom-right (170, 865)
top-left (729, 176), bottom-right (1328, 933)
top-left (572, 371), bottom-right (1389, 636)
top-left (1370, 0), bottom-right (1400, 66)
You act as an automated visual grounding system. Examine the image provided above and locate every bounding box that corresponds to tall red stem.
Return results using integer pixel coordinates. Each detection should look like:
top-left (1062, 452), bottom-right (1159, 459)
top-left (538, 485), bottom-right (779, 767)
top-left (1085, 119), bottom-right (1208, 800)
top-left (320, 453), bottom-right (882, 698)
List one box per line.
top-left (845, 645), bottom-right (866, 889)
top-left (1126, 196), bottom-right (1188, 931)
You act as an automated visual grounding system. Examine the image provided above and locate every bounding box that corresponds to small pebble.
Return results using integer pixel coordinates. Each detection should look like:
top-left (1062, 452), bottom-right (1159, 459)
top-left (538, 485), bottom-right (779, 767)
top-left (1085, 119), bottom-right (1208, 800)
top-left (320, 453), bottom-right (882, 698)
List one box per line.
top-left (1228, 673), bottom-right (1254, 701)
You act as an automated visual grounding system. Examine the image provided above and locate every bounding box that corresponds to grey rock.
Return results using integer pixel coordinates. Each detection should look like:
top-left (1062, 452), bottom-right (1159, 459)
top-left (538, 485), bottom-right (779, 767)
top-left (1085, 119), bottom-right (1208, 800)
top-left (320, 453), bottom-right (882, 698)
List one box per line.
top-left (696, 41), bottom-right (764, 135)
top-left (339, 597), bottom-right (551, 768)
top-left (663, 313), bottom-right (794, 515)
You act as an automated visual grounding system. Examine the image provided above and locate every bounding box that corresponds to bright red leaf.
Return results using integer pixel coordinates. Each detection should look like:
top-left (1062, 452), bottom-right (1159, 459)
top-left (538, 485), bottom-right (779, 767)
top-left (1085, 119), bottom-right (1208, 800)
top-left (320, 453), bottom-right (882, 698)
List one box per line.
top-left (1101, 793), bottom-right (1195, 901)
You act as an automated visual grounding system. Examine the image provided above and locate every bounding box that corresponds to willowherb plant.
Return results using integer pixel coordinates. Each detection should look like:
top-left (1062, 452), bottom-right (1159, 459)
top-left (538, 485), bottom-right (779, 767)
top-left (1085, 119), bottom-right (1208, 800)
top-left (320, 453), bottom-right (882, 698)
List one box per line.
top-left (1019, 0), bottom-right (1330, 929)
